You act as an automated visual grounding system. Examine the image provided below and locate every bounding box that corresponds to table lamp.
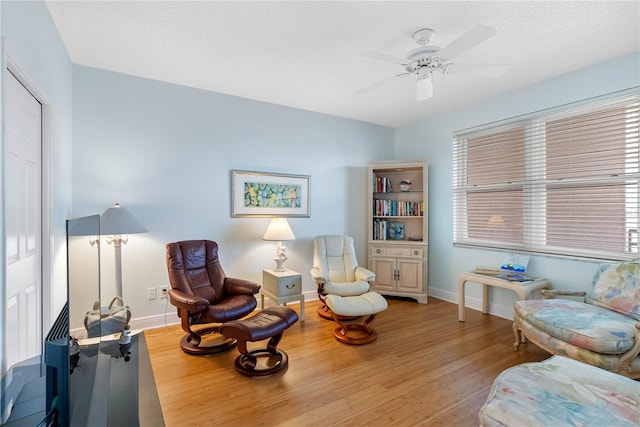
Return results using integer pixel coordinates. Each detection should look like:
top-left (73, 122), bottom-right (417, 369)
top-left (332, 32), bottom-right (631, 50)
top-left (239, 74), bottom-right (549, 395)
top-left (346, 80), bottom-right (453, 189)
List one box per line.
top-left (262, 218), bottom-right (295, 272)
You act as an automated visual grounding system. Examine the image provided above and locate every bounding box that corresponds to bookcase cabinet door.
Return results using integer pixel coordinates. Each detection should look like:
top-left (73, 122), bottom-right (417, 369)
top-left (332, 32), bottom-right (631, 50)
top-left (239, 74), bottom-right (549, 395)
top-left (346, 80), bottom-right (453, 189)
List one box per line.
top-left (397, 258), bottom-right (422, 293)
top-left (370, 257), bottom-right (396, 292)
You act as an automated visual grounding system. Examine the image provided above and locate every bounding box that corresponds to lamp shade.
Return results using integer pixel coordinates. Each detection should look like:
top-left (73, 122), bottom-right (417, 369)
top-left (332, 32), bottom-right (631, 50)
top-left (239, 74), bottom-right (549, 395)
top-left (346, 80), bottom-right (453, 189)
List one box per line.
top-left (100, 203), bottom-right (148, 235)
top-left (67, 214), bottom-right (100, 236)
top-left (262, 218), bottom-right (295, 241)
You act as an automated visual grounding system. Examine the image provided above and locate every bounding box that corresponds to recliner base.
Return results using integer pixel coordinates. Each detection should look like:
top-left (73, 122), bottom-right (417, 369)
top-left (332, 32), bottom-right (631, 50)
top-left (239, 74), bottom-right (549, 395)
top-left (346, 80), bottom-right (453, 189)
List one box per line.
top-left (179, 326), bottom-right (237, 355)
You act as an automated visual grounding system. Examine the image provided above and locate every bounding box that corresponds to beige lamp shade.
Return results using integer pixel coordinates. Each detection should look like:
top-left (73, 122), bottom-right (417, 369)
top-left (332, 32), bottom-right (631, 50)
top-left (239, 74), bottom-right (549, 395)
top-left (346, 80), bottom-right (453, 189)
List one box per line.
top-left (262, 218), bottom-right (295, 272)
top-left (262, 218), bottom-right (295, 241)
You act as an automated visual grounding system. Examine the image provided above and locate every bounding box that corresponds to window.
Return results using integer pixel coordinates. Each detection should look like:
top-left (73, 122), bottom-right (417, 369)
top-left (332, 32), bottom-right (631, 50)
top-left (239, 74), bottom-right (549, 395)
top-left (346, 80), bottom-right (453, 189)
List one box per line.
top-left (453, 90), bottom-right (640, 261)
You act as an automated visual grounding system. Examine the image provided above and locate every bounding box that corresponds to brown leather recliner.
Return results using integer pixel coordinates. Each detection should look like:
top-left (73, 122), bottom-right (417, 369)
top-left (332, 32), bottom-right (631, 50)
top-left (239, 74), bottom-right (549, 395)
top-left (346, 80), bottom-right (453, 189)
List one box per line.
top-left (166, 240), bottom-right (260, 355)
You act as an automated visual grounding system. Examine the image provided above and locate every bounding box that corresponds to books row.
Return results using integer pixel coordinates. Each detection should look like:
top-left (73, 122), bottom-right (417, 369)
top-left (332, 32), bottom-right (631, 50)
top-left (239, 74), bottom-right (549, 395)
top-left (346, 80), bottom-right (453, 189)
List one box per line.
top-left (373, 175), bottom-right (393, 193)
top-left (373, 220), bottom-right (404, 240)
top-left (373, 199), bottom-right (424, 217)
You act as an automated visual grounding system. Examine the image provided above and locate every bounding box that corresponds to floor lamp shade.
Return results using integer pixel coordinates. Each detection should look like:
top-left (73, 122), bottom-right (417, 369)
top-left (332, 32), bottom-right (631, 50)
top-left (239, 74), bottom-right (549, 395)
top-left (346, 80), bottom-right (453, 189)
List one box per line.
top-left (100, 203), bottom-right (148, 235)
top-left (100, 203), bottom-right (147, 299)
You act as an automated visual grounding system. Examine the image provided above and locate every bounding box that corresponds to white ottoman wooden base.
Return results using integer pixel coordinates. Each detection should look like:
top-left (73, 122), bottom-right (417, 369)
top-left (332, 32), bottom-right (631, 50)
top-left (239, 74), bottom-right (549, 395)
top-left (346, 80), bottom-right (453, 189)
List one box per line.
top-left (324, 292), bottom-right (388, 345)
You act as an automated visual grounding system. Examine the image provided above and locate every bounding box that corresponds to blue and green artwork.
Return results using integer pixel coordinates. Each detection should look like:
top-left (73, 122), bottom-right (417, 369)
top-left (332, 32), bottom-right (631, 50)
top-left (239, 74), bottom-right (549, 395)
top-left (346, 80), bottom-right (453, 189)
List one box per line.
top-left (244, 182), bottom-right (301, 208)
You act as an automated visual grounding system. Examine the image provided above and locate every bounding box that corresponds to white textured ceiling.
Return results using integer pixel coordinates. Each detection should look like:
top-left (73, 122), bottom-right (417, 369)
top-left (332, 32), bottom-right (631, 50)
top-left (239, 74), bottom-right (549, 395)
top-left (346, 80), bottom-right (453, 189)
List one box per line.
top-left (45, 1), bottom-right (640, 127)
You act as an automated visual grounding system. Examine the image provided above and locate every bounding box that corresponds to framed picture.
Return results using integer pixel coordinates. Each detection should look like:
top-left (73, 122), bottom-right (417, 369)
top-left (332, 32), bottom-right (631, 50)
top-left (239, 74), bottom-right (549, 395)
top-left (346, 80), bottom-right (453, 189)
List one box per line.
top-left (389, 221), bottom-right (405, 240)
top-left (231, 170), bottom-right (310, 218)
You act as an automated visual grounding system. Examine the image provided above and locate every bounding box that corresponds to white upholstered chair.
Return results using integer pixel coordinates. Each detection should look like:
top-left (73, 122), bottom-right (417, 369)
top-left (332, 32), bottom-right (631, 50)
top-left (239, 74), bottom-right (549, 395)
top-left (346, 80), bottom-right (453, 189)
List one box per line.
top-left (310, 235), bottom-right (375, 319)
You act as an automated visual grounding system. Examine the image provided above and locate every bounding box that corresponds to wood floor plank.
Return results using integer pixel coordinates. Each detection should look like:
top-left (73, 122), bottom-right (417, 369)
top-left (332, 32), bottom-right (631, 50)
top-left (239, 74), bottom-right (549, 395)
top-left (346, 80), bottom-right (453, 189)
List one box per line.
top-left (145, 297), bottom-right (549, 426)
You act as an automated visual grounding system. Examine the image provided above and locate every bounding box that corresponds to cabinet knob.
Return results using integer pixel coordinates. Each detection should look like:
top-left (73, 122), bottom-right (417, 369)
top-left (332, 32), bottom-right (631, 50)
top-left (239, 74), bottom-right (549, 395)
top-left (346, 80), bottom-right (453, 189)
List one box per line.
top-left (375, 249), bottom-right (382, 254)
top-left (413, 250), bottom-right (419, 255)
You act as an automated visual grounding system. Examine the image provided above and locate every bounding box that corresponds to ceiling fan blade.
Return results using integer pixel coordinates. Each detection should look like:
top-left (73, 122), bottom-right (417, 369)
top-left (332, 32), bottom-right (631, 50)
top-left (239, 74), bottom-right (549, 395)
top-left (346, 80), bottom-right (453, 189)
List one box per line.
top-left (437, 24), bottom-right (497, 60)
top-left (446, 63), bottom-right (509, 77)
top-left (355, 75), bottom-right (395, 95)
top-left (355, 72), bottom-right (412, 95)
top-left (361, 51), bottom-right (408, 65)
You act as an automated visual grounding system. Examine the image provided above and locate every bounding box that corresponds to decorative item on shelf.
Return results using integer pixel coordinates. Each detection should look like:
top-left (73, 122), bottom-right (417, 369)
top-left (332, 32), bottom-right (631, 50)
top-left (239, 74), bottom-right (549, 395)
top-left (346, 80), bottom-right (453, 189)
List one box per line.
top-left (263, 217), bottom-right (296, 272)
top-left (389, 222), bottom-right (405, 240)
top-left (399, 179), bottom-right (412, 192)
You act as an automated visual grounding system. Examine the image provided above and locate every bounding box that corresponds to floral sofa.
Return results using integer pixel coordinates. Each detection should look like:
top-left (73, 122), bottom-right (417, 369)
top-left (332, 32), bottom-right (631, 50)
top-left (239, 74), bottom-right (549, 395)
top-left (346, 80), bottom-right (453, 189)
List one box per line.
top-left (512, 260), bottom-right (640, 378)
top-left (479, 356), bottom-right (640, 427)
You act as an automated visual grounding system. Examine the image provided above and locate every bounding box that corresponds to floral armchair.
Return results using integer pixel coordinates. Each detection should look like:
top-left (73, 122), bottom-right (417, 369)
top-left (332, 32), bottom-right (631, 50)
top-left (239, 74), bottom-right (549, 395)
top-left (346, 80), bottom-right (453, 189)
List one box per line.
top-left (513, 260), bottom-right (640, 378)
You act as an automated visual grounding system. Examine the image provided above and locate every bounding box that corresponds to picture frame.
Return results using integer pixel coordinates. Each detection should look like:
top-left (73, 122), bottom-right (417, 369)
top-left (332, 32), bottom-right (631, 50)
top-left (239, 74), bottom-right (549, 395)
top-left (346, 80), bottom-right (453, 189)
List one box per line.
top-left (389, 221), bottom-right (404, 240)
top-left (231, 170), bottom-right (310, 218)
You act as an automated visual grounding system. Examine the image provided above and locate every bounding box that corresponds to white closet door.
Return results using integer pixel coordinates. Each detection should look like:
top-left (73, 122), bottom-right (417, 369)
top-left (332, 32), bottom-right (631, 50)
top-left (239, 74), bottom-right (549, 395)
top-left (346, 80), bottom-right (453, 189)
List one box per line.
top-left (4, 69), bottom-right (42, 372)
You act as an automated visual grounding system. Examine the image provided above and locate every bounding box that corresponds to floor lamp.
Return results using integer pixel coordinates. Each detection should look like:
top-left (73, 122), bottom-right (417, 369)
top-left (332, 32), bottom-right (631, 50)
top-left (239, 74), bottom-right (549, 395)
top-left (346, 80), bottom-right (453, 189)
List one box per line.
top-left (100, 203), bottom-right (148, 298)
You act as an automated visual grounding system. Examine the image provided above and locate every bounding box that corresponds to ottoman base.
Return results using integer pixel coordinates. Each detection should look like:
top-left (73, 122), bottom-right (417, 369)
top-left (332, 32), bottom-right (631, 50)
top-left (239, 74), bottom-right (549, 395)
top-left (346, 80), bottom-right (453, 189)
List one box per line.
top-left (325, 292), bottom-right (388, 345)
top-left (220, 305), bottom-right (298, 377)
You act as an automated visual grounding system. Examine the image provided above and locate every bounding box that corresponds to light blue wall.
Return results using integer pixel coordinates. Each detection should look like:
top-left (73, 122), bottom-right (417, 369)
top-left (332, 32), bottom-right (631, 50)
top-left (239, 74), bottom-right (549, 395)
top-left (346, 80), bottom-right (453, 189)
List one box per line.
top-left (1, 2), bottom-right (73, 327)
top-left (72, 66), bottom-right (394, 320)
top-left (395, 52), bottom-right (640, 319)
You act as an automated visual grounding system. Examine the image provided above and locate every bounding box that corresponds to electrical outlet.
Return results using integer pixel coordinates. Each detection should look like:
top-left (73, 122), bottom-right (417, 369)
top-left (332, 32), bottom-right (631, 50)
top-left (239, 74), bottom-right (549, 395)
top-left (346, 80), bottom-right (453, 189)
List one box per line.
top-left (147, 287), bottom-right (157, 300)
top-left (160, 286), bottom-right (168, 299)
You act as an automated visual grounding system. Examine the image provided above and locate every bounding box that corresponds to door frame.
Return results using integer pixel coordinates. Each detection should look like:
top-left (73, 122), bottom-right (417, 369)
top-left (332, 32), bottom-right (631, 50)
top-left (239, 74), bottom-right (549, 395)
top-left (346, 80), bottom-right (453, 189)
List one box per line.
top-left (1, 44), bottom-right (53, 375)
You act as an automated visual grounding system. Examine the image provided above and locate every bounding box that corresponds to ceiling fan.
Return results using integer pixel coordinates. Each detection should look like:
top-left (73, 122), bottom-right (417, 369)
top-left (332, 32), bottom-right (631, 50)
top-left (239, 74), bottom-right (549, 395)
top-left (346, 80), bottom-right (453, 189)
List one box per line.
top-left (357, 25), bottom-right (508, 101)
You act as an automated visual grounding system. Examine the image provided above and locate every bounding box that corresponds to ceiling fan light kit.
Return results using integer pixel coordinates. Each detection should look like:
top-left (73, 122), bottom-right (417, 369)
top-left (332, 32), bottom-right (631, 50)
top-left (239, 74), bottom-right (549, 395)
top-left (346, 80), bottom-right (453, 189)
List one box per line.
top-left (358, 24), bottom-right (508, 102)
top-left (416, 70), bottom-right (433, 101)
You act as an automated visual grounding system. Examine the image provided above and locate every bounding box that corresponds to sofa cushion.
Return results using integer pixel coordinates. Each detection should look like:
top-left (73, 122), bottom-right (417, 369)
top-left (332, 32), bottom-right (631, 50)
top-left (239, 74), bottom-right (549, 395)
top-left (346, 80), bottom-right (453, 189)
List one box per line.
top-left (479, 356), bottom-right (640, 427)
top-left (586, 261), bottom-right (640, 321)
top-left (514, 299), bottom-right (638, 354)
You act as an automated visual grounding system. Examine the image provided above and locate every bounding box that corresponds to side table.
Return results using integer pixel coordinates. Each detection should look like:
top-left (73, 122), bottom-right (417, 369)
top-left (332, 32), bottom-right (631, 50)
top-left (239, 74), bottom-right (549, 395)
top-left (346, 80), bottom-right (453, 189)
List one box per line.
top-left (261, 269), bottom-right (305, 321)
top-left (458, 272), bottom-right (550, 322)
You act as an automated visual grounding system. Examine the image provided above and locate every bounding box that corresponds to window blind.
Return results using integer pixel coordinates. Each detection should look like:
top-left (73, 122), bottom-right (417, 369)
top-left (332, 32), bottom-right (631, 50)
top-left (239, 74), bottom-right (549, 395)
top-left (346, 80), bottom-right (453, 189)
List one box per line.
top-left (453, 89), bottom-right (640, 261)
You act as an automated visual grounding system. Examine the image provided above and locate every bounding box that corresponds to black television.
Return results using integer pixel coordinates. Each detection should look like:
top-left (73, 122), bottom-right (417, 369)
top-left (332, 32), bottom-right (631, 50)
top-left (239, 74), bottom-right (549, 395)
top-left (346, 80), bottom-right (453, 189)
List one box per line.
top-left (44, 214), bottom-right (100, 426)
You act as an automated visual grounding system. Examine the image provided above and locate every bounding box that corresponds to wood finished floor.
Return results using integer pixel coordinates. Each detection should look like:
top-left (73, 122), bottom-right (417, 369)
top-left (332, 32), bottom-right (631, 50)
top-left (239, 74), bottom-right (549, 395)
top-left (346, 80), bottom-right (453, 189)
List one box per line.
top-left (145, 297), bottom-right (549, 427)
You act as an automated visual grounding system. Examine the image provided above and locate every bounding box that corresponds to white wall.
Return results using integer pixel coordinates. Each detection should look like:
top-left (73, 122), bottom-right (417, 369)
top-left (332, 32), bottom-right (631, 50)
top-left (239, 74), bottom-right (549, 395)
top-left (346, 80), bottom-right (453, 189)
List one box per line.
top-left (1, 1), bottom-right (73, 329)
top-left (395, 52), bottom-right (640, 319)
top-left (71, 65), bottom-right (394, 327)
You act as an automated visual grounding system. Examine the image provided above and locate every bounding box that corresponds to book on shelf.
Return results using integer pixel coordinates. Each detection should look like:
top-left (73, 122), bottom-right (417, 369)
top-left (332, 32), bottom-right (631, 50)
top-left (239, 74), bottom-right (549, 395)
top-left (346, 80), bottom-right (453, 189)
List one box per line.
top-left (497, 272), bottom-right (536, 282)
top-left (374, 175), bottom-right (392, 193)
top-left (373, 219), bottom-right (388, 240)
top-left (474, 267), bottom-right (501, 275)
top-left (373, 199), bottom-right (423, 217)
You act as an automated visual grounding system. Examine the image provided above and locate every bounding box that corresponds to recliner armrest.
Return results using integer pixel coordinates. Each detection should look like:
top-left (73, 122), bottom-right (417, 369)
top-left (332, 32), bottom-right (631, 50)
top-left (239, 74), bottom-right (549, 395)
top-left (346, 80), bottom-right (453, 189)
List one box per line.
top-left (355, 266), bottom-right (375, 282)
top-left (311, 268), bottom-right (327, 284)
top-left (169, 289), bottom-right (209, 312)
top-left (225, 277), bottom-right (261, 296)
top-left (541, 289), bottom-right (587, 300)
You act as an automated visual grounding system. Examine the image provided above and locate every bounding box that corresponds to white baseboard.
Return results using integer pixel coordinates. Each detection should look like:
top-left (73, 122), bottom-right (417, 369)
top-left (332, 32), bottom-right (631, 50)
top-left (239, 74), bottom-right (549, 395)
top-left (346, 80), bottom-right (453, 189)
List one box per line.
top-left (428, 288), bottom-right (514, 320)
top-left (71, 292), bottom-right (320, 339)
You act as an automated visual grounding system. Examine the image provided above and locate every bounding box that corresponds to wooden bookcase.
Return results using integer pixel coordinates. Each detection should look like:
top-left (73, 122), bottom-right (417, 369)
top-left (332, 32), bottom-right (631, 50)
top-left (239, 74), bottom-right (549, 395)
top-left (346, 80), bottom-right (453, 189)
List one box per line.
top-left (367, 160), bottom-right (428, 303)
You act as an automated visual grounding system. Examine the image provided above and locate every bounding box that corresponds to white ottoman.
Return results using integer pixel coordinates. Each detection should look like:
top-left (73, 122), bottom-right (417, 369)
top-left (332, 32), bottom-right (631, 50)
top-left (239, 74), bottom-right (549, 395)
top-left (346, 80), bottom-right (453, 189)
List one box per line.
top-left (324, 292), bottom-right (388, 344)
